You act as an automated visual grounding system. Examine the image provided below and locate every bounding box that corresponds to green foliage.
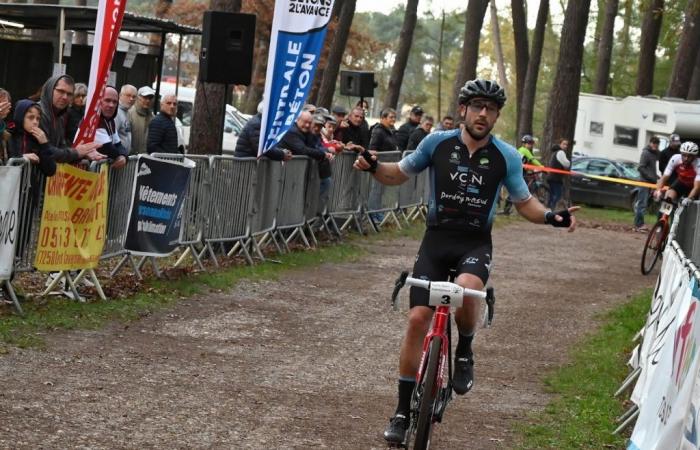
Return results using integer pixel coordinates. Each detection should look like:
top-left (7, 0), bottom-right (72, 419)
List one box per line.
top-left (516, 289), bottom-right (652, 449)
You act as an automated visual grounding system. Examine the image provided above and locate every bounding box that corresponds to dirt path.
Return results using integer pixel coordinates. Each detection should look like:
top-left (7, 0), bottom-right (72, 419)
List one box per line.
top-left (0, 222), bottom-right (651, 449)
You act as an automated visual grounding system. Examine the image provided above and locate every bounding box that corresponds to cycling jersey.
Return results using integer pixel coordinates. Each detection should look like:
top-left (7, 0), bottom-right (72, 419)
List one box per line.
top-left (399, 129), bottom-right (531, 233)
top-left (517, 146), bottom-right (543, 167)
top-left (663, 154), bottom-right (700, 187)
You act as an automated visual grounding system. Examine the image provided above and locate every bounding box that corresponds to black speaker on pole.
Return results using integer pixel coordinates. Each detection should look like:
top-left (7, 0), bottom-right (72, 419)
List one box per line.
top-left (339, 70), bottom-right (376, 97)
top-left (199, 12), bottom-right (256, 85)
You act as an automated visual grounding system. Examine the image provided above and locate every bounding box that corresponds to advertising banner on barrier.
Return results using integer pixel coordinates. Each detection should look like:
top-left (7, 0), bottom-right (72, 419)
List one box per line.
top-left (628, 278), bottom-right (700, 450)
top-left (73, 0), bottom-right (127, 146)
top-left (124, 156), bottom-right (192, 256)
top-left (34, 164), bottom-right (108, 271)
top-left (0, 166), bottom-right (22, 280)
top-left (258, 0), bottom-right (335, 155)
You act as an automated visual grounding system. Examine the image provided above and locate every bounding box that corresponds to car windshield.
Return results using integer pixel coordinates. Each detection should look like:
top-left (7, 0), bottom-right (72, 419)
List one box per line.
top-left (617, 161), bottom-right (640, 179)
top-left (225, 112), bottom-right (243, 134)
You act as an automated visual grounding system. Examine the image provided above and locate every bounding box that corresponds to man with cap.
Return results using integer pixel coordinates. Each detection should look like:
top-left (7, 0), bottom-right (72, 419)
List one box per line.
top-left (395, 105), bottom-right (424, 150)
top-left (659, 133), bottom-right (681, 174)
top-left (331, 104), bottom-right (349, 141)
top-left (128, 86), bottom-right (155, 154)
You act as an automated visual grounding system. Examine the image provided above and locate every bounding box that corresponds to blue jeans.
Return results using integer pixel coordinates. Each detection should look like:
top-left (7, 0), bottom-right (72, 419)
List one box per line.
top-left (548, 181), bottom-right (563, 209)
top-left (634, 187), bottom-right (650, 228)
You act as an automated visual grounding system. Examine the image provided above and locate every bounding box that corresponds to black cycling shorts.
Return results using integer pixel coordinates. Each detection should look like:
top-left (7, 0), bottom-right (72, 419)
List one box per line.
top-left (670, 180), bottom-right (692, 198)
top-left (409, 228), bottom-right (492, 309)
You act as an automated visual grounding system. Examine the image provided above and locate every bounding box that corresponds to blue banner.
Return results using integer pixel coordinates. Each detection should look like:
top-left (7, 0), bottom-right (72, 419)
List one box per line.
top-left (258, 0), bottom-right (335, 155)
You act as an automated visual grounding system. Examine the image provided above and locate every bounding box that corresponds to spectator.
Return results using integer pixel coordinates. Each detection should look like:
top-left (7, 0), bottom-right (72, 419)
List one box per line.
top-left (115, 84), bottom-right (136, 153)
top-left (546, 138), bottom-right (571, 209)
top-left (95, 86), bottom-right (128, 168)
top-left (38, 74), bottom-right (103, 163)
top-left (234, 101), bottom-right (291, 161)
top-left (356, 99), bottom-right (369, 116)
top-left (279, 111), bottom-right (331, 162)
top-left (659, 133), bottom-right (681, 174)
top-left (0, 88), bottom-right (11, 162)
top-left (634, 136), bottom-right (661, 232)
top-left (341, 106), bottom-right (370, 149)
top-left (331, 104), bottom-right (349, 141)
top-left (406, 115), bottom-right (434, 150)
top-left (369, 108), bottom-right (399, 152)
top-left (311, 113), bottom-right (334, 213)
top-left (147, 94), bottom-right (180, 154)
top-left (128, 86), bottom-right (155, 154)
top-left (66, 82), bottom-right (87, 142)
top-left (302, 103), bottom-right (317, 114)
top-left (437, 115), bottom-right (455, 131)
top-left (8, 100), bottom-right (56, 176)
top-left (320, 115), bottom-right (345, 153)
top-left (395, 105), bottom-right (423, 150)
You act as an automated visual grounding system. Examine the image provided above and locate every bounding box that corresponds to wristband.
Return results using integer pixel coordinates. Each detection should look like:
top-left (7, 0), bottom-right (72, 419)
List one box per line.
top-left (360, 150), bottom-right (378, 173)
top-left (545, 209), bottom-right (572, 228)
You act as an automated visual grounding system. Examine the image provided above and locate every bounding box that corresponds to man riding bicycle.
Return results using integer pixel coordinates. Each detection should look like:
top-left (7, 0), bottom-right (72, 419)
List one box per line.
top-left (517, 134), bottom-right (543, 168)
top-left (353, 78), bottom-right (579, 445)
top-left (654, 141), bottom-right (700, 203)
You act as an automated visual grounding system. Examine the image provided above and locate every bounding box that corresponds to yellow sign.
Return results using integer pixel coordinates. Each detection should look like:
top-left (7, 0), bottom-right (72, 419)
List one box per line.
top-left (34, 164), bottom-right (108, 271)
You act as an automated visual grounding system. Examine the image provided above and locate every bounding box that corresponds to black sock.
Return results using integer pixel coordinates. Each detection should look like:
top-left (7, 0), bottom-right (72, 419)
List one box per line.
top-left (396, 377), bottom-right (416, 416)
top-left (456, 332), bottom-right (474, 358)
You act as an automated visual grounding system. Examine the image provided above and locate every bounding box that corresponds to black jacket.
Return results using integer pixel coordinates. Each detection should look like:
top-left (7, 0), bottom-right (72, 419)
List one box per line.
top-left (39, 74), bottom-right (82, 163)
top-left (8, 99), bottom-right (57, 176)
top-left (395, 120), bottom-right (419, 150)
top-left (406, 127), bottom-right (429, 150)
top-left (369, 124), bottom-right (398, 152)
top-left (659, 145), bottom-right (680, 174)
top-left (66, 105), bottom-right (84, 143)
top-left (147, 112), bottom-right (180, 154)
top-left (279, 124), bottom-right (331, 178)
top-left (340, 121), bottom-right (370, 149)
top-left (638, 145), bottom-right (659, 183)
top-left (233, 113), bottom-right (288, 161)
top-left (547, 146), bottom-right (565, 183)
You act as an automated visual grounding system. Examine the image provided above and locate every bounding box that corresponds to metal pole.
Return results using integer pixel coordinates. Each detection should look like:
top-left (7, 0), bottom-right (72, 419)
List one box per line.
top-left (154, 32), bottom-right (166, 113)
top-left (437, 9), bottom-right (445, 120)
top-left (58, 8), bottom-right (66, 64)
top-left (175, 34), bottom-right (183, 96)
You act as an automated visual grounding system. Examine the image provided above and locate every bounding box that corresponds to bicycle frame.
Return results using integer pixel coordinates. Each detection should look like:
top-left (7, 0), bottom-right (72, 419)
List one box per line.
top-left (415, 305), bottom-right (452, 411)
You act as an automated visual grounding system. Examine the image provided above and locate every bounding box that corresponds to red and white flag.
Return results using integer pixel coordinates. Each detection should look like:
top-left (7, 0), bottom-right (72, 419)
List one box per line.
top-left (73, 0), bottom-right (127, 145)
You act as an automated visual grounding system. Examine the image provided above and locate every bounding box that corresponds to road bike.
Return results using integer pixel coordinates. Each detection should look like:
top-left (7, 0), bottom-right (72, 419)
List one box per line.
top-left (640, 198), bottom-right (675, 275)
top-left (390, 271), bottom-right (495, 449)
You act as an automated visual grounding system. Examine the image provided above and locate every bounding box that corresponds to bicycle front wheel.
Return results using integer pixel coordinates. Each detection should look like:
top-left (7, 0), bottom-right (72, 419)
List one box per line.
top-left (412, 337), bottom-right (441, 450)
top-left (641, 221), bottom-right (666, 275)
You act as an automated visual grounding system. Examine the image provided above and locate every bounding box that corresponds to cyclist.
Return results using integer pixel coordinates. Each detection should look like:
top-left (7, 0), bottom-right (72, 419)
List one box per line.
top-left (353, 78), bottom-right (579, 444)
top-left (654, 141), bottom-right (700, 203)
top-left (517, 134), bottom-right (543, 168)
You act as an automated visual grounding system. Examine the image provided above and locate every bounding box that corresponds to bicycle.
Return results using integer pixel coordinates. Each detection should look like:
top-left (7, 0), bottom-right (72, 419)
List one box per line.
top-left (502, 170), bottom-right (549, 215)
top-left (640, 198), bottom-right (675, 275)
top-left (390, 271), bottom-right (495, 449)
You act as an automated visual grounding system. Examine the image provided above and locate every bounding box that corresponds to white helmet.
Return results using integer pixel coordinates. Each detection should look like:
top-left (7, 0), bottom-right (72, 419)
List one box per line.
top-left (680, 141), bottom-right (699, 156)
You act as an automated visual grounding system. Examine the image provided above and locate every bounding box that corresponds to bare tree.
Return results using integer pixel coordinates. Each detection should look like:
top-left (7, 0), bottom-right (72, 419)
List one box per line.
top-left (541, 0), bottom-right (592, 163)
top-left (307, 1), bottom-right (344, 105)
top-left (593, 0), bottom-right (619, 95)
top-left (317, 0), bottom-right (357, 109)
top-left (451, 0), bottom-right (490, 116)
top-left (689, 47), bottom-right (700, 100)
top-left (636, 0), bottom-right (664, 95)
top-left (667, 0), bottom-right (700, 98)
top-left (383, 0), bottom-right (420, 109)
top-left (518, 0), bottom-right (549, 138)
top-left (490, 0), bottom-right (509, 92)
top-left (188, 0), bottom-right (242, 155)
top-left (511, 0), bottom-right (529, 126)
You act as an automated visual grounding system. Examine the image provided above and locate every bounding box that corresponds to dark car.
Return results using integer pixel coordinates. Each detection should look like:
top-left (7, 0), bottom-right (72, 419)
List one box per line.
top-left (570, 157), bottom-right (644, 210)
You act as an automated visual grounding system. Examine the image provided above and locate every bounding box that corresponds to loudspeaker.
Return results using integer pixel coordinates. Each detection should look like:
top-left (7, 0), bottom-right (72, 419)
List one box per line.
top-left (199, 12), bottom-right (256, 85)
top-left (339, 71), bottom-right (376, 97)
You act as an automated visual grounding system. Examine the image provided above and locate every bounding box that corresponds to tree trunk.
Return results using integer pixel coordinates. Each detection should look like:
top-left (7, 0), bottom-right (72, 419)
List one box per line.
top-left (518, 0), bottom-right (549, 138)
top-left (490, 0), bottom-right (509, 92)
top-left (188, 0), bottom-right (242, 155)
top-left (317, 0), bottom-right (357, 109)
top-left (689, 46), bottom-right (700, 100)
top-left (593, 0), bottom-right (619, 95)
top-left (451, 0), bottom-right (490, 117)
top-left (307, 1), bottom-right (343, 105)
top-left (511, 0), bottom-right (529, 128)
top-left (541, 0), bottom-right (592, 165)
top-left (667, 0), bottom-right (700, 98)
top-left (636, 0), bottom-right (664, 95)
top-left (241, 33), bottom-right (269, 114)
top-left (383, 0), bottom-right (420, 109)
top-left (148, 0), bottom-right (172, 54)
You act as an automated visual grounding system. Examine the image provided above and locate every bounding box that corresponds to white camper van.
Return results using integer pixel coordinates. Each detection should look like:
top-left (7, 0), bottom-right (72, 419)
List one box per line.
top-left (574, 93), bottom-right (700, 160)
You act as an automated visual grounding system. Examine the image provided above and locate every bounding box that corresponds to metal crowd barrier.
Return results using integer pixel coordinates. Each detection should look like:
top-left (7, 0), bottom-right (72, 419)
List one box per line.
top-left (327, 151), bottom-right (370, 234)
top-left (250, 158), bottom-right (284, 256)
top-left (7, 158), bottom-right (43, 274)
top-left (365, 151), bottom-right (403, 230)
top-left (276, 156), bottom-right (313, 250)
top-left (674, 200), bottom-right (700, 266)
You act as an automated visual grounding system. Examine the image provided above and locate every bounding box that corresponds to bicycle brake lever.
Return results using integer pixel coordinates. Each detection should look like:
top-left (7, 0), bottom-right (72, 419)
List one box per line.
top-left (391, 271), bottom-right (409, 311)
top-left (485, 287), bottom-right (495, 327)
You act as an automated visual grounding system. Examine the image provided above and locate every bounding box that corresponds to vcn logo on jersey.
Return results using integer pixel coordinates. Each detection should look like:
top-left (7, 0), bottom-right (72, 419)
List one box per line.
top-left (450, 167), bottom-right (484, 186)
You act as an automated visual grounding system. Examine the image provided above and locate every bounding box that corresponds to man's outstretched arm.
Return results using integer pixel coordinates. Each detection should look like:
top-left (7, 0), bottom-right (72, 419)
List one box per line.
top-left (514, 196), bottom-right (580, 232)
top-left (353, 152), bottom-right (409, 186)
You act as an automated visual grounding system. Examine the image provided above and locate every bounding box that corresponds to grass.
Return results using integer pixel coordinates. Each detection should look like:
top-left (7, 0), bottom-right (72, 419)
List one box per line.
top-left (516, 289), bottom-right (652, 449)
top-left (575, 206), bottom-right (656, 226)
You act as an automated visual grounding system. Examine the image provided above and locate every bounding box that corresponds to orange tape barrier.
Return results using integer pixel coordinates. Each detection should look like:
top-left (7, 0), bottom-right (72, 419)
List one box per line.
top-left (523, 164), bottom-right (658, 189)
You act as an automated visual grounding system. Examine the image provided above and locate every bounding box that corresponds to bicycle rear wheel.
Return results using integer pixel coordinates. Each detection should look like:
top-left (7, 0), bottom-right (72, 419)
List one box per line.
top-left (641, 221), bottom-right (666, 275)
top-left (412, 337), bottom-right (441, 450)
top-left (533, 183), bottom-right (550, 205)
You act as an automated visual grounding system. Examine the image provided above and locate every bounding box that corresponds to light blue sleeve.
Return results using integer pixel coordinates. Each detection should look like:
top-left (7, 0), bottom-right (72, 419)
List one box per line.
top-left (398, 130), bottom-right (453, 176)
top-left (495, 138), bottom-right (531, 203)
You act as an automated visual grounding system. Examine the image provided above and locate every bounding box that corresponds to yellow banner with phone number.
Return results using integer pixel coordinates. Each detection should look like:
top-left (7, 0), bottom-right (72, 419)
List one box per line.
top-left (34, 163), bottom-right (108, 271)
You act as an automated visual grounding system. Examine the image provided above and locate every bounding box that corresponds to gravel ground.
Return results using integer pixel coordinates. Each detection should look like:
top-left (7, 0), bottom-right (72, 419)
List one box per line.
top-left (0, 221), bottom-right (651, 449)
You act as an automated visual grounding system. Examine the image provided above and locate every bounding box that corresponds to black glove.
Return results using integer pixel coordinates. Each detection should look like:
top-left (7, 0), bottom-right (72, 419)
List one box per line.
top-left (360, 150), bottom-right (378, 173)
top-left (545, 209), bottom-right (572, 228)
